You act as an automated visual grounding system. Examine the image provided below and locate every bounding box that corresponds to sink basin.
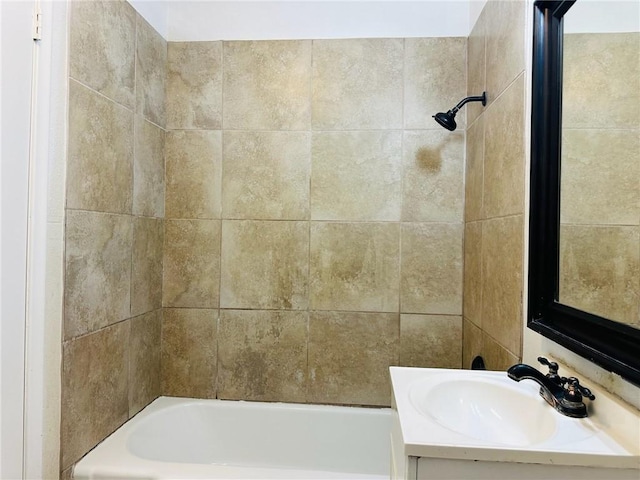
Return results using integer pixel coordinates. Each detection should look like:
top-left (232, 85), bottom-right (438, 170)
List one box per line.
top-left (390, 366), bottom-right (640, 470)
top-left (409, 376), bottom-right (557, 446)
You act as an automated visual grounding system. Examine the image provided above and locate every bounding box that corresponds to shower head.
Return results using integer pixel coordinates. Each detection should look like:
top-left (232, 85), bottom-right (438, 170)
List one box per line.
top-left (432, 92), bottom-right (487, 131)
top-left (433, 111), bottom-right (458, 131)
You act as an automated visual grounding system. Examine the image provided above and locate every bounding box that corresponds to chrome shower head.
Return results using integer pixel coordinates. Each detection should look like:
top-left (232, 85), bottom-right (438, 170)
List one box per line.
top-left (432, 92), bottom-right (487, 131)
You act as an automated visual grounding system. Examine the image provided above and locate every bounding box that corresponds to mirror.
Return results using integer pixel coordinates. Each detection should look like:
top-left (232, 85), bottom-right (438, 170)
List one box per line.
top-left (529, 0), bottom-right (640, 386)
top-left (559, 1), bottom-right (640, 327)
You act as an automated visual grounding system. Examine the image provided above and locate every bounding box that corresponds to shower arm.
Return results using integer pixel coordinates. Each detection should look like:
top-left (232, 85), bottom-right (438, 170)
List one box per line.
top-left (450, 92), bottom-right (487, 114)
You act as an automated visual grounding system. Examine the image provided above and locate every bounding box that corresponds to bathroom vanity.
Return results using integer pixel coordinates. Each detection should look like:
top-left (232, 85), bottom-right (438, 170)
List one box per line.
top-left (389, 367), bottom-right (640, 480)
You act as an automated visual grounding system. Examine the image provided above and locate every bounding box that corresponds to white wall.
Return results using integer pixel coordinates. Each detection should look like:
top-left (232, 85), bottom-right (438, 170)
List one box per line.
top-left (564, 0), bottom-right (640, 33)
top-left (129, 0), bottom-right (483, 41)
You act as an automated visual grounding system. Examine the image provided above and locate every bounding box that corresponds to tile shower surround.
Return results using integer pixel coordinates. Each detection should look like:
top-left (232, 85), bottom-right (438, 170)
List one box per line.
top-left (59, 0), bottom-right (549, 474)
top-left (162, 37), bottom-right (468, 408)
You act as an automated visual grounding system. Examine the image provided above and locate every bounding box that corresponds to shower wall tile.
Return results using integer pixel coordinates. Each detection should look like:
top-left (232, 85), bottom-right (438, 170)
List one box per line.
top-left (129, 310), bottom-right (162, 416)
top-left (64, 210), bottom-right (132, 340)
top-left (563, 33), bottom-right (640, 129)
top-left (222, 131), bottom-right (311, 220)
top-left (400, 223), bottom-right (463, 315)
top-left (309, 222), bottom-right (400, 312)
top-left (220, 220), bottom-right (309, 310)
top-left (167, 41), bottom-right (223, 130)
top-left (310, 131), bottom-right (402, 221)
top-left (163, 219), bottom-right (220, 308)
top-left (467, 10), bottom-right (487, 126)
top-left (131, 216), bottom-right (163, 316)
top-left (223, 40), bottom-right (311, 130)
top-left (67, 80), bottom-right (134, 214)
top-left (401, 130), bottom-right (464, 222)
top-left (404, 37), bottom-right (467, 130)
top-left (217, 310), bottom-right (308, 402)
top-left (464, 115), bottom-right (484, 222)
top-left (136, 14), bottom-right (167, 127)
top-left (463, 221), bottom-right (482, 328)
top-left (308, 311), bottom-right (399, 406)
top-left (61, 321), bottom-right (129, 469)
top-left (399, 314), bottom-right (462, 368)
top-left (483, 73), bottom-right (525, 218)
top-left (312, 39), bottom-right (403, 130)
top-left (462, 317), bottom-right (483, 370)
top-left (161, 308), bottom-right (217, 399)
top-left (484, 0), bottom-right (525, 103)
top-left (165, 130), bottom-right (222, 219)
top-left (481, 215), bottom-right (523, 357)
top-left (482, 332), bottom-right (519, 371)
top-left (560, 225), bottom-right (640, 326)
top-left (561, 129), bottom-right (640, 226)
top-left (69, 0), bottom-right (136, 109)
top-left (133, 116), bottom-right (165, 218)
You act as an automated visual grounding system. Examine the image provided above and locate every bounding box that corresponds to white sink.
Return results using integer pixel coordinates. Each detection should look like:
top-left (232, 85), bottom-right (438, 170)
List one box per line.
top-left (409, 376), bottom-right (557, 447)
top-left (390, 367), bottom-right (640, 469)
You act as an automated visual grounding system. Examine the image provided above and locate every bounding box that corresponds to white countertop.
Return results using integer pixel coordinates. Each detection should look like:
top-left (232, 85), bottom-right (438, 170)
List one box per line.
top-left (390, 366), bottom-right (640, 469)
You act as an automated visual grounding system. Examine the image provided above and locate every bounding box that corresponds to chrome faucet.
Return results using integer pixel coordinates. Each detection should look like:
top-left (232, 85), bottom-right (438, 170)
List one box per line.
top-left (507, 357), bottom-right (595, 418)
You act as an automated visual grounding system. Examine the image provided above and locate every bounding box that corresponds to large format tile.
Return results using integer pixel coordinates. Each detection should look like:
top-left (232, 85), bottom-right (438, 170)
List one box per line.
top-left (482, 332), bottom-right (519, 371)
top-left (560, 225), bottom-right (639, 326)
top-left (308, 311), bottom-right (398, 406)
top-left (405, 37), bottom-right (467, 130)
top-left (222, 131), bottom-right (310, 220)
top-left (309, 222), bottom-right (400, 312)
top-left (163, 220), bottom-right (220, 308)
top-left (136, 14), bottom-right (166, 127)
top-left (485, 0), bottom-right (525, 100)
top-left (133, 116), bottom-right (165, 218)
top-left (402, 130), bottom-right (464, 222)
top-left (464, 115), bottom-right (484, 222)
top-left (61, 322), bottom-right (129, 469)
top-left (161, 308), bottom-right (217, 399)
top-left (131, 216), bottom-right (163, 316)
top-left (220, 221), bottom-right (309, 310)
top-left (563, 33), bottom-right (639, 129)
top-left (311, 131), bottom-right (402, 221)
top-left (217, 310), bottom-right (308, 402)
top-left (165, 130), bottom-right (222, 219)
top-left (223, 40), bottom-right (311, 130)
top-left (467, 9), bottom-right (487, 125)
top-left (481, 215), bottom-right (523, 356)
top-left (399, 314), bottom-right (462, 368)
top-left (463, 221), bottom-right (482, 328)
top-left (69, 0), bottom-right (135, 108)
top-left (483, 74), bottom-right (525, 218)
top-left (167, 42), bottom-right (222, 130)
top-left (561, 129), bottom-right (640, 226)
top-left (462, 317), bottom-right (483, 370)
top-left (312, 39), bottom-right (403, 129)
top-left (129, 310), bottom-right (161, 416)
top-left (400, 223), bottom-right (463, 315)
top-left (64, 210), bottom-right (132, 339)
top-left (67, 80), bottom-right (134, 214)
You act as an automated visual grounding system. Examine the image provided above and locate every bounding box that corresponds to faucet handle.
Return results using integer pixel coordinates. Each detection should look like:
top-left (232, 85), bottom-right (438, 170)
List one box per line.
top-left (537, 356), bottom-right (559, 374)
top-left (566, 377), bottom-right (596, 402)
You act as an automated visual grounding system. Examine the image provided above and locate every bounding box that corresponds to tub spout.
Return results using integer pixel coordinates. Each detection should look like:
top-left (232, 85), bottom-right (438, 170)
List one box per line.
top-left (507, 358), bottom-right (594, 418)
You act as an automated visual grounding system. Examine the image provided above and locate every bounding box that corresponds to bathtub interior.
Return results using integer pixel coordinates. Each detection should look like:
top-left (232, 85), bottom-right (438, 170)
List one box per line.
top-left (74, 397), bottom-right (392, 480)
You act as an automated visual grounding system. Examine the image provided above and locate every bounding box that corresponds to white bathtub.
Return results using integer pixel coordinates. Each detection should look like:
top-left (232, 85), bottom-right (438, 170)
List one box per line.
top-left (73, 397), bottom-right (392, 480)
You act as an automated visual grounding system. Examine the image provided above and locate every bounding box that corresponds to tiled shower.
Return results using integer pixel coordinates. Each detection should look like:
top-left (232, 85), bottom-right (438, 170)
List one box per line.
top-left (60, 0), bottom-right (528, 477)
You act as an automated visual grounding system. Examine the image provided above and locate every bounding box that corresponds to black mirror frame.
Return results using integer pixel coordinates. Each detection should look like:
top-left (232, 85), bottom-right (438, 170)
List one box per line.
top-left (528, 0), bottom-right (640, 386)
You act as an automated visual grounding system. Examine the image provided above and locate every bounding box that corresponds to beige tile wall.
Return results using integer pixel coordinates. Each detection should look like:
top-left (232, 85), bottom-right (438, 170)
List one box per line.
top-left (559, 33), bottom-right (640, 327)
top-left (164, 36), bottom-right (467, 406)
top-left (463, 0), bottom-right (526, 370)
top-left (61, 1), bottom-right (165, 474)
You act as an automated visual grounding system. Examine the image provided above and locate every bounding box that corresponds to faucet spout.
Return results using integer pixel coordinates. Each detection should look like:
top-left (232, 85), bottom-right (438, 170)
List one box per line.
top-left (507, 362), bottom-right (591, 418)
